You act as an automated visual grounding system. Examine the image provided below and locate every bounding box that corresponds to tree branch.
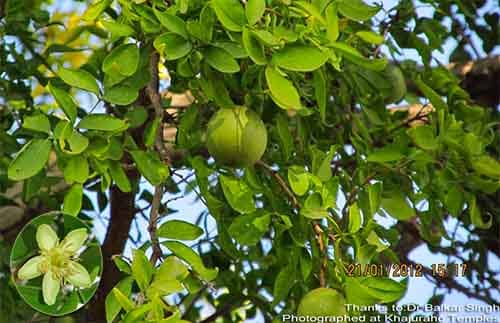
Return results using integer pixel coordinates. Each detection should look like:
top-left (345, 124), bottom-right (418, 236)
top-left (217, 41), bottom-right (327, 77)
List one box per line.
top-left (256, 160), bottom-right (328, 287)
top-left (147, 185), bottom-right (163, 264)
top-left (145, 51), bottom-right (167, 265)
top-left (87, 180), bottom-right (138, 322)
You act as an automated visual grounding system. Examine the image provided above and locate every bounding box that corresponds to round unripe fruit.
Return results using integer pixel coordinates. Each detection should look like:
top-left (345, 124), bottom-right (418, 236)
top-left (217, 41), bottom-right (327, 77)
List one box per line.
top-left (206, 106), bottom-right (267, 167)
top-left (383, 64), bottom-right (407, 103)
top-left (297, 288), bottom-right (347, 316)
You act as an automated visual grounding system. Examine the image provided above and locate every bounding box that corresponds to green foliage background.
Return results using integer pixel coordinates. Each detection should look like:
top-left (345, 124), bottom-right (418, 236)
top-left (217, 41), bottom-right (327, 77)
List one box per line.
top-left (0, 0), bottom-right (498, 322)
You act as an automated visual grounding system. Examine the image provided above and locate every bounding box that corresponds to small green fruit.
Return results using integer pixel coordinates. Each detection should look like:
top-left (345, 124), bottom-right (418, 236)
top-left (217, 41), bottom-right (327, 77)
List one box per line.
top-left (206, 106), bottom-right (267, 167)
top-left (297, 288), bottom-right (347, 316)
top-left (383, 64), bottom-right (407, 103)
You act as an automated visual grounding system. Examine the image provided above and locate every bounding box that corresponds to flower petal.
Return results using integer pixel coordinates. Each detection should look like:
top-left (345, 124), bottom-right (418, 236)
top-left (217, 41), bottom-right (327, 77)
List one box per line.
top-left (42, 271), bottom-right (60, 306)
top-left (17, 256), bottom-right (44, 280)
top-left (60, 228), bottom-right (88, 254)
top-left (36, 224), bottom-right (59, 252)
top-left (66, 261), bottom-right (91, 288)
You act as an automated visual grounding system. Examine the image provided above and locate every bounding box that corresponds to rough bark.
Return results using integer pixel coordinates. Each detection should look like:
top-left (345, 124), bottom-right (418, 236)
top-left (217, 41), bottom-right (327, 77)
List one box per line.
top-left (86, 178), bottom-right (138, 323)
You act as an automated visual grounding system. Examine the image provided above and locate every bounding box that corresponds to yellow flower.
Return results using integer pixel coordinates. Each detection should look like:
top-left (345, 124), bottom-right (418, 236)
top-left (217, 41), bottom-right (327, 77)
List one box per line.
top-left (17, 224), bottom-right (92, 306)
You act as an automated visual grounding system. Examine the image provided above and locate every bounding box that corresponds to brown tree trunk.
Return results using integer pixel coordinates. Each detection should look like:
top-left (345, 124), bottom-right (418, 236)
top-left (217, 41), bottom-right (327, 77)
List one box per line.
top-left (86, 177), bottom-right (138, 322)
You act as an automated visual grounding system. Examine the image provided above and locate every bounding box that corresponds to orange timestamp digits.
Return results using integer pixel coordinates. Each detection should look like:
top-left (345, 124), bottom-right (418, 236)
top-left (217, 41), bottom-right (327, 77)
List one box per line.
top-left (346, 263), bottom-right (469, 278)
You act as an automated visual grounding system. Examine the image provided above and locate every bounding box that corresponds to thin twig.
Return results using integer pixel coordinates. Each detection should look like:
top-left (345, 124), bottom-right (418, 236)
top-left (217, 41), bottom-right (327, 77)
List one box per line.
top-left (148, 185), bottom-right (163, 264)
top-left (199, 301), bottom-right (237, 323)
top-left (146, 51), bottom-right (170, 163)
top-left (256, 160), bottom-right (328, 287)
top-left (256, 160), bottom-right (300, 208)
top-left (341, 173), bottom-right (375, 216)
top-left (145, 52), bottom-right (168, 264)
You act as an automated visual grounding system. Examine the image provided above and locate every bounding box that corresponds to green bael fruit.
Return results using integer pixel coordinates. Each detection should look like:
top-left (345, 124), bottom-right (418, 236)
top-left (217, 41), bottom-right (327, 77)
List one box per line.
top-left (297, 288), bottom-right (347, 316)
top-left (206, 106), bottom-right (268, 167)
top-left (383, 64), bottom-right (407, 103)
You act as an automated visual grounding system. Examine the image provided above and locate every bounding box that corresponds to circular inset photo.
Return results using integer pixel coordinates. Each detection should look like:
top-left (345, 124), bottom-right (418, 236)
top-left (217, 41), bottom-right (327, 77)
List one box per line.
top-left (10, 211), bottom-right (102, 316)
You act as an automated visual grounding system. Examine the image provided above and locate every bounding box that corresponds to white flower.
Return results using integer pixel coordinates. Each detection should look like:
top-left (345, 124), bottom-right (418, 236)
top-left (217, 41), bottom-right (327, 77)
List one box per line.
top-left (17, 224), bottom-right (92, 305)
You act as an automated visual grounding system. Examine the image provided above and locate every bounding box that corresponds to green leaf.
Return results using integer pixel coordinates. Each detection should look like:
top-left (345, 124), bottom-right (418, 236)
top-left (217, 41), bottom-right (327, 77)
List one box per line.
top-left (103, 85), bottom-right (139, 106)
top-left (163, 241), bottom-right (218, 281)
top-left (202, 46), bottom-right (240, 73)
top-left (251, 29), bottom-right (281, 47)
top-left (228, 212), bottom-right (270, 246)
top-left (83, 0), bottom-right (112, 21)
top-left (131, 249), bottom-right (154, 292)
top-left (325, 3), bottom-right (339, 42)
top-left (125, 107), bottom-right (148, 128)
top-left (272, 265), bottom-right (295, 306)
top-left (64, 130), bottom-right (89, 154)
top-left (63, 184), bottom-right (83, 216)
top-left (345, 277), bottom-right (406, 305)
top-left (156, 256), bottom-right (189, 281)
top-left (23, 114), bottom-right (50, 134)
top-left (288, 166), bottom-right (309, 196)
top-left (79, 114), bottom-right (128, 131)
top-left (444, 186), bottom-right (463, 217)
top-left (63, 155), bottom-right (89, 184)
top-left (212, 0), bottom-right (246, 32)
top-left (348, 202), bottom-right (362, 233)
top-left (272, 45), bottom-right (329, 72)
top-left (361, 277), bottom-right (407, 303)
top-left (360, 183), bottom-right (382, 218)
top-left (153, 8), bottom-right (188, 38)
top-left (213, 41), bottom-right (247, 58)
top-left (111, 287), bottom-right (135, 312)
top-left (276, 113), bottom-right (294, 160)
top-left (294, 1), bottom-right (326, 25)
top-left (219, 175), bottom-right (256, 214)
top-left (105, 277), bottom-right (134, 323)
top-left (330, 42), bottom-right (387, 71)
top-left (102, 44), bottom-right (140, 77)
top-left (381, 193), bottom-right (416, 221)
top-left (112, 256), bottom-right (132, 274)
top-left (158, 220), bottom-right (203, 240)
top-left (101, 20), bottom-right (135, 38)
top-left (130, 150), bottom-right (169, 185)
top-left (242, 27), bottom-right (266, 65)
top-left (366, 231), bottom-right (389, 252)
top-left (154, 32), bottom-right (192, 60)
top-left (109, 161), bottom-right (132, 192)
top-left (356, 245), bottom-right (377, 265)
top-left (367, 146), bottom-right (404, 163)
top-left (469, 196), bottom-right (492, 229)
top-left (147, 277), bottom-right (184, 298)
top-left (315, 148), bottom-right (334, 182)
top-left (408, 125), bottom-right (438, 150)
top-left (58, 67), bottom-right (100, 95)
top-left (338, 0), bottom-right (379, 21)
top-left (265, 66), bottom-right (301, 110)
top-left (299, 249), bottom-right (312, 280)
top-left (471, 155), bottom-right (500, 179)
top-left (47, 82), bottom-right (78, 122)
top-left (246, 0), bottom-right (265, 25)
top-left (122, 304), bottom-right (151, 323)
top-left (8, 139), bottom-right (52, 181)
top-left (356, 30), bottom-right (384, 44)
top-left (313, 69), bottom-right (327, 122)
top-left (301, 192), bottom-right (330, 219)
top-left (414, 77), bottom-right (447, 112)
top-left (301, 207), bottom-right (329, 220)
